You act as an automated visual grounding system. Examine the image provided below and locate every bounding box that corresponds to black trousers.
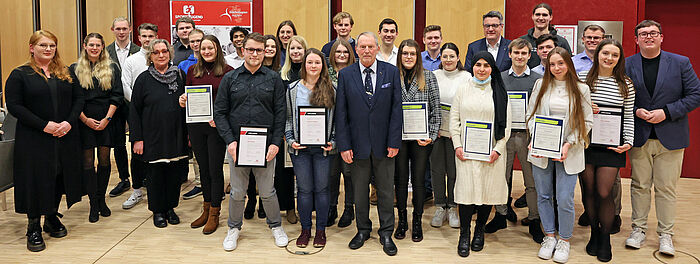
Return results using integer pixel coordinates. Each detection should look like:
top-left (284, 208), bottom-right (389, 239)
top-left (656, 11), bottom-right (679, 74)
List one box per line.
top-left (329, 153), bottom-right (353, 207)
top-left (131, 153), bottom-right (147, 189)
top-left (351, 153), bottom-right (395, 237)
top-left (274, 151), bottom-right (295, 211)
top-left (113, 103), bottom-right (130, 181)
top-left (146, 159), bottom-right (186, 213)
top-left (188, 123), bottom-right (226, 207)
top-left (395, 141), bottom-right (432, 216)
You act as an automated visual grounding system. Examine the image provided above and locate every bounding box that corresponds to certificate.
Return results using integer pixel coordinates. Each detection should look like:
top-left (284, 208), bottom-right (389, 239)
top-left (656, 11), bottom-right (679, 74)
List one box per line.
top-left (591, 106), bottom-right (623, 147)
top-left (236, 126), bottom-right (268, 167)
top-left (507, 91), bottom-right (528, 129)
top-left (402, 102), bottom-right (429, 140)
top-left (185, 85), bottom-right (213, 123)
top-left (462, 120), bottom-right (493, 162)
top-left (530, 115), bottom-right (564, 159)
top-left (298, 106), bottom-right (327, 146)
top-left (440, 102), bottom-right (451, 121)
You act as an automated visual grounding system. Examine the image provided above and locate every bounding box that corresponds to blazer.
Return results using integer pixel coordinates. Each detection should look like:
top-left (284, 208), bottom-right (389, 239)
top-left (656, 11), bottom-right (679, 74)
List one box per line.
top-left (401, 71), bottom-right (441, 141)
top-left (526, 79), bottom-right (593, 174)
top-left (625, 51), bottom-right (700, 150)
top-left (106, 41), bottom-right (141, 70)
top-left (335, 61), bottom-right (403, 159)
top-left (465, 37), bottom-right (512, 74)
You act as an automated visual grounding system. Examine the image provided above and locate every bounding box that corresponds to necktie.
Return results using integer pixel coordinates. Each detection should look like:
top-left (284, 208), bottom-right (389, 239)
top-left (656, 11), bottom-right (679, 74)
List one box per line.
top-left (363, 67), bottom-right (373, 96)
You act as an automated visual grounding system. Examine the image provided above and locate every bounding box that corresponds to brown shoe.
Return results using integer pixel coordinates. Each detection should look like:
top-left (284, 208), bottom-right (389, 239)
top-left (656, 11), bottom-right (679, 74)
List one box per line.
top-left (286, 209), bottom-right (298, 224)
top-left (313, 230), bottom-right (327, 248)
top-left (203, 206), bottom-right (220, 234)
top-left (191, 202), bottom-right (210, 228)
top-left (297, 229), bottom-right (311, 248)
top-left (370, 185), bottom-right (378, 205)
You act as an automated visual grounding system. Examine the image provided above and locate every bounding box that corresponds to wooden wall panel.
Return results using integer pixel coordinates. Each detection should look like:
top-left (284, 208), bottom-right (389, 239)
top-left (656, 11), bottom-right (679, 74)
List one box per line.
top-left (342, 0), bottom-right (414, 46)
top-left (40, 0), bottom-right (80, 62)
top-left (86, 0), bottom-right (131, 46)
top-left (426, 0), bottom-right (505, 56)
top-left (1, 0), bottom-right (34, 104)
top-left (263, 0), bottom-right (329, 51)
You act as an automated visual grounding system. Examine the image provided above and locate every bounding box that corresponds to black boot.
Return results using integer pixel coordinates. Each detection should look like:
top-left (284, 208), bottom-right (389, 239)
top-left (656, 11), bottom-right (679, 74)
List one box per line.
top-left (610, 215), bottom-right (621, 234)
top-left (394, 209), bottom-right (407, 239)
top-left (338, 205), bottom-right (354, 228)
top-left (327, 205), bottom-right (338, 227)
top-left (506, 197), bottom-right (517, 223)
top-left (88, 198), bottom-right (100, 223)
top-left (471, 223), bottom-right (485, 251)
top-left (529, 218), bottom-right (545, 243)
top-left (597, 231), bottom-right (612, 262)
top-left (257, 198), bottom-right (266, 219)
top-left (26, 218), bottom-right (45, 252)
top-left (85, 168), bottom-right (99, 222)
top-left (578, 211), bottom-right (590, 226)
top-left (514, 193), bottom-right (527, 208)
top-left (97, 166), bottom-right (111, 217)
top-left (457, 227), bottom-right (471, 257)
top-left (43, 213), bottom-right (67, 238)
top-left (244, 196), bottom-right (256, 219)
top-left (411, 213), bottom-right (423, 242)
top-left (484, 213), bottom-right (507, 233)
top-left (586, 221), bottom-right (600, 256)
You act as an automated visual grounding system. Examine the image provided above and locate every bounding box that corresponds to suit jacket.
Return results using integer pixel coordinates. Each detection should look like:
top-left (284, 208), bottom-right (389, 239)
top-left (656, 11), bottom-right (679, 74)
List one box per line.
top-left (335, 61), bottom-right (403, 159)
top-left (625, 51), bottom-right (700, 150)
top-left (465, 37), bottom-right (512, 74)
top-left (106, 41), bottom-right (141, 69)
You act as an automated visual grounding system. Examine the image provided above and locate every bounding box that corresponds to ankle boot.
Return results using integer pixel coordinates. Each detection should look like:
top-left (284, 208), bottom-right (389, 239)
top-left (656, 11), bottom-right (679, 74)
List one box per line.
top-left (586, 221), bottom-right (600, 256)
top-left (191, 202), bottom-right (210, 228)
top-left (411, 213), bottom-right (423, 242)
top-left (484, 213), bottom-right (507, 233)
top-left (26, 218), bottom-right (45, 252)
top-left (457, 223), bottom-right (471, 257)
top-left (43, 213), bottom-right (67, 238)
top-left (529, 218), bottom-right (545, 243)
top-left (394, 209), bottom-right (408, 239)
top-left (471, 222), bottom-right (486, 251)
top-left (338, 205), bottom-right (354, 228)
top-left (506, 197), bottom-right (518, 223)
top-left (597, 231), bottom-right (612, 262)
top-left (327, 205), bottom-right (338, 226)
top-left (97, 166), bottom-right (111, 217)
top-left (203, 206), bottom-right (220, 234)
top-left (85, 168), bottom-right (99, 223)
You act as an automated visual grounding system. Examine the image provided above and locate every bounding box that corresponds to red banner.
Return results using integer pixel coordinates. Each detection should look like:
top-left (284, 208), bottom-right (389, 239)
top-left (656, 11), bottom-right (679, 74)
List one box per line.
top-left (171, 1), bottom-right (251, 26)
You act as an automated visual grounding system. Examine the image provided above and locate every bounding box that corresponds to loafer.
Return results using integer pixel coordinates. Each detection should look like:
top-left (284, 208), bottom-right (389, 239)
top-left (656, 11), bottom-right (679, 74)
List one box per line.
top-left (166, 209), bottom-right (180, 225)
top-left (348, 232), bottom-right (370, 249)
top-left (109, 180), bottom-right (131, 197)
top-left (380, 235), bottom-right (398, 256)
top-left (153, 213), bottom-right (167, 228)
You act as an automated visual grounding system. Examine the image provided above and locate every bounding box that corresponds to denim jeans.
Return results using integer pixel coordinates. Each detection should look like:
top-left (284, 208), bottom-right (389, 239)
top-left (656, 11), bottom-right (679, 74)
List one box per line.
top-left (532, 159), bottom-right (577, 239)
top-left (290, 148), bottom-right (331, 231)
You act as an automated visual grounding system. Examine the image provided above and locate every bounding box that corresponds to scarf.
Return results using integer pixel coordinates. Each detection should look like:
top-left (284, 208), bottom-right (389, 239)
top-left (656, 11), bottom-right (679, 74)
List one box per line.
top-left (148, 64), bottom-right (179, 93)
top-left (471, 51), bottom-right (508, 140)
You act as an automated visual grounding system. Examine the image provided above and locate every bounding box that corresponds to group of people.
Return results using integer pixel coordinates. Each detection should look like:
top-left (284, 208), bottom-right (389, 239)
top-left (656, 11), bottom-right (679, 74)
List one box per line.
top-left (5, 2), bottom-right (699, 263)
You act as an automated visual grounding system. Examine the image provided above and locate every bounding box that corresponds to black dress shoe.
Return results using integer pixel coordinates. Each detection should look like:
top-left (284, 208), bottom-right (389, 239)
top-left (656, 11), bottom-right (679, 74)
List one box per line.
top-left (610, 215), bottom-right (621, 234)
top-left (484, 213), bottom-right (507, 233)
top-left (471, 225), bottom-right (485, 251)
top-left (348, 232), bottom-right (370, 249)
top-left (27, 218), bottom-right (45, 252)
top-left (337, 206), bottom-right (354, 228)
top-left (109, 180), bottom-right (131, 197)
top-left (457, 233), bottom-right (470, 257)
top-left (514, 194), bottom-right (527, 208)
top-left (380, 235), bottom-right (398, 256)
top-left (153, 213), bottom-right (167, 228)
top-left (327, 205), bottom-right (338, 227)
top-left (43, 213), bottom-right (67, 238)
top-left (166, 209), bottom-right (180, 225)
top-left (578, 211), bottom-right (590, 226)
top-left (521, 217), bottom-right (531, 226)
top-left (411, 216), bottom-right (423, 242)
top-left (529, 219), bottom-right (545, 243)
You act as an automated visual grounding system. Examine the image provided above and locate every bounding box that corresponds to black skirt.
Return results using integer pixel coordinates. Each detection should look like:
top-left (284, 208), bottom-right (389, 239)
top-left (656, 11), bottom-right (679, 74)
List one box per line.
top-left (79, 121), bottom-right (116, 149)
top-left (585, 145), bottom-right (626, 168)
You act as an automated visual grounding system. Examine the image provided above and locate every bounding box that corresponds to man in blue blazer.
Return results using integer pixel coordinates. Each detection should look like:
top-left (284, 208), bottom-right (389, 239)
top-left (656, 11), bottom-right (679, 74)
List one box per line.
top-left (335, 32), bottom-right (403, 256)
top-left (624, 20), bottom-right (700, 256)
top-left (465, 11), bottom-right (512, 74)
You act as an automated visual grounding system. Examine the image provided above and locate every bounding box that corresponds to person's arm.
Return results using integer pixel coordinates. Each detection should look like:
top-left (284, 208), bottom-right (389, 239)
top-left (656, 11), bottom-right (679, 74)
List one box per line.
top-left (335, 70), bottom-right (351, 152)
top-left (623, 81), bottom-right (636, 145)
top-left (4, 69), bottom-right (49, 130)
top-left (66, 70), bottom-right (85, 125)
top-left (387, 69), bottom-right (403, 150)
top-left (213, 73), bottom-right (236, 145)
top-left (665, 57), bottom-right (700, 120)
top-left (121, 59), bottom-right (134, 101)
top-left (108, 63), bottom-right (125, 114)
top-left (526, 79), bottom-right (542, 136)
top-left (272, 75), bottom-right (287, 148)
top-left (465, 43), bottom-right (475, 73)
top-left (493, 97), bottom-right (512, 155)
top-left (566, 84), bottom-right (593, 145)
top-left (128, 75), bottom-right (145, 142)
top-left (426, 71), bottom-right (441, 142)
top-left (284, 88), bottom-right (296, 147)
top-left (449, 82), bottom-right (464, 149)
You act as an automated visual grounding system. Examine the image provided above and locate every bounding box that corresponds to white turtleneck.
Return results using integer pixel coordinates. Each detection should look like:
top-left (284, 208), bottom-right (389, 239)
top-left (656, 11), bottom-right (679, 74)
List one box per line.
top-left (433, 68), bottom-right (472, 137)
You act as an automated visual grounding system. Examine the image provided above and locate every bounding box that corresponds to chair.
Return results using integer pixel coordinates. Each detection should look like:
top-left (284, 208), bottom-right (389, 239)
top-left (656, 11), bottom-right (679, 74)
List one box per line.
top-left (0, 108), bottom-right (15, 210)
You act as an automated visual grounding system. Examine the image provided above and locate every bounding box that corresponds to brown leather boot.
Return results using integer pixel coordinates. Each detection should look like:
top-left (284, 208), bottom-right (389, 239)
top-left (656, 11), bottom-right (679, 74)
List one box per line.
top-left (203, 206), bottom-right (220, 234)
top-left (191, 202), bottom-right (210, 228)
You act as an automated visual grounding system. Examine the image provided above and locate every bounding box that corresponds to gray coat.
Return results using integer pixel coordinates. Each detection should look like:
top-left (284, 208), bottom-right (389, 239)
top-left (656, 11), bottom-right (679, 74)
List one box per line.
top-left (285, 80), bottom-right (337, 155)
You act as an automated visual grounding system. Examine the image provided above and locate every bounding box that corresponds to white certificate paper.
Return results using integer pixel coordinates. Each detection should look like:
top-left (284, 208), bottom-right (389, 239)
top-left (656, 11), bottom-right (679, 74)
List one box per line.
top-left (298, 106), bottom-right (327, 146)
top-left (463, 121), bottom-right (493, 161)
top-left (530, 115), bottom-right (564, 159)
top-left (402, 102), bottom-right (429, 140)
top-left (440, 102), bottom-right (451, 122)
top-left (591, 106), bottom-right (623, 146)
top-left (236, 126), bottom-right (268, 167)
top-left (508, 91), bottom-right (528, 129)
top-left (185, 85), bottom-right (213, 123)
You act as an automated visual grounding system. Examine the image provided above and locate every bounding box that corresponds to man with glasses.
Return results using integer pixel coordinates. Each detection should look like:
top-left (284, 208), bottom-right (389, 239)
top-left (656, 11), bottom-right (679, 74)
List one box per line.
top-left (573, 25), bottom-right (605, 73)
top-left (624, 20), bottom-right (700, 256)
top-left (465, 11), bottom-right (512, 74)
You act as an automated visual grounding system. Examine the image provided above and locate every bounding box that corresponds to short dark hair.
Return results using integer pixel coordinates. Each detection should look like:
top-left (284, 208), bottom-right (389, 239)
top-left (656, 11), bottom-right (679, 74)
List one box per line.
top-left (483, 11), bottom-right (504, 24)
top-left (243, 32), bottom-right (265, 48)
top-left (229, 26), bottom-right (249, 41)
top-left (378, 18), bottom-right (398, 32)
top-left (583, 24), bottom-right (606, 34)
top-left (536, 34), bottom-right (558, 47)
top-left (508, 38), bottom-right (533, 53)
top-left (532, 3), bottom-right (552, 15)
top-left (175, 16), bottom-right (195, 28)
top-left (635, 20), bottom-right (662, 36)
top-left (423, 25), bottom-right (441, 35)
top-left (137, 23), bottom-right (158, 34)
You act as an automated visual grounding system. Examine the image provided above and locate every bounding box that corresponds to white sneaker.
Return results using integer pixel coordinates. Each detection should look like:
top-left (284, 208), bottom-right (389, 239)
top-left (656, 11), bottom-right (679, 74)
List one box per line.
top-left (448, 207), bottom-right (460, 228)
top-left (659, 234), bottom-right (675, 256)
top-left (625, 227), bottom-right (646, 249)
top-left (271, 226), bottom-right (288, 247)
top-left (538, 236), bottom-right (557, 260)
top-left (223, 228), bottom-right (240, 251)
top-left (122, 191), bottom-right (143, 209)
top-left (552, 239), bottom-right (570, 263)
top-left (431, 207), bottom-right (447, 227)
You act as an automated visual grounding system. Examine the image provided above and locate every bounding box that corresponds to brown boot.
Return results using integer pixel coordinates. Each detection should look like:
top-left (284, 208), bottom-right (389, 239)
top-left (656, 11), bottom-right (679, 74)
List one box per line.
top-left (203, 206), bottom-right (220, 234)
top-left (191, 202), bottom-right (210, 228)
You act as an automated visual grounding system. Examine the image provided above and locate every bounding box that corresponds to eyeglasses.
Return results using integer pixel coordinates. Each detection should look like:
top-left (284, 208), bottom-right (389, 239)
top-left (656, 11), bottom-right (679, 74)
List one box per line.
top-left (245, 48), bottom-right (264, 54)
top-left (483, 24), bottom-right (502, 29)
top-left (401, 51), bottom-right (417, 57)
top-left (37, 43), bottom-right (57, 50)
top-left (584, 36), bottom-right (603, 41)
top-left (638, 31), bottom-right (660, 38)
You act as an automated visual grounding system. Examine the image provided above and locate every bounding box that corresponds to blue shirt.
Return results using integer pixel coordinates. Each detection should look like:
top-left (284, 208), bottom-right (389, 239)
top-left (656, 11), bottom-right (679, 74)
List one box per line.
top-left (421, 50), bottom-right (441, 71)
top-left (294, 81), bottom-right (312, 106)
top-left (573, 52), bottom-right (594, 73)
top-left (532, 64), bottom-right (545, 75)
top-left (178, 54), bottom-right (198, 74)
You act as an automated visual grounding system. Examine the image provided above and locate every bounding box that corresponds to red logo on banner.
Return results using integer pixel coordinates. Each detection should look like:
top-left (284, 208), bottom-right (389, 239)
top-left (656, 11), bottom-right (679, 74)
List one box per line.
top-left (171, 1), bottom-right (251, 26)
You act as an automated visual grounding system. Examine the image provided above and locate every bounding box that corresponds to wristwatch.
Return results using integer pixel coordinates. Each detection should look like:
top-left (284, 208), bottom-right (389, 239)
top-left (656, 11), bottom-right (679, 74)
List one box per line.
top-left (107, 116), bottom-right (112, 121)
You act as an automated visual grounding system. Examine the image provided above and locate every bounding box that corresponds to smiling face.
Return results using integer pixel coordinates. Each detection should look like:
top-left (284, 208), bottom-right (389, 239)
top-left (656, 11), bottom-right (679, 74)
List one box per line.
top-left (334, 18), bottom-right (353, 38)
top-left (30, 36), bottom-right (56, 63)
top-left (635, 25), bottom-right (663, 56)
top-left (597, 43), bottom-right (620, 73)
top-left (232, 31), bottom-right (246, 49)
top-left (537, 39), bottom-right (556, 64)
top-left (548, 53), bottom-right (568, 80)
top-left (199, 39), bottom-right (216, 63)
top-left (111, 20), bottom-right (130, 42)
top-left (334, 44), bottom-right (350, 65)
top-left (176, 22), bottom-right (193, 42)
top-left (189, 32), bottom-right (203, 53)
top-left (264, 39), bottom-right (277, 59)
top-left (305, 53), bottom-right (323, 77)
top-left (509, 46), bottom-right (531, 68)
top-left (423, 30), bottom-right (442, 52)
top-left (440, 48), bottom-right (459, 71)
top-left (532, 7), bottom-right (552, 30)
top-left (401, 46), bottom-right (417, 70)
top-left (289, 40), bottom-right (305, 63)
top-left (150, 42), bottom-right (171, 70)
top-left (244, 39), bottom-right (264, 68)
top-left (84, 37), bottom-right (104, 62)
top-left (582, 29), bottom-right (604, 54)
top-left (278, 25), bottom-right (294, 47)
top-left (483, 17), bottom-right (503, 43)
top-left (473, 58), bottom-right (492, 81)
top-left (357, 35), bottom-right (379, 67)
top-left (138, 29), bottom-right (157, 47)
top-left (378, 23), bottom-right (397, 46)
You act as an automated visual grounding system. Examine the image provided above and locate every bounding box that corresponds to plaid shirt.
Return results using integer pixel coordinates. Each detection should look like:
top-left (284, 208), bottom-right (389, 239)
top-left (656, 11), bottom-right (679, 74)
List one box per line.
top-left (401, 71), bottom-right (441, 141)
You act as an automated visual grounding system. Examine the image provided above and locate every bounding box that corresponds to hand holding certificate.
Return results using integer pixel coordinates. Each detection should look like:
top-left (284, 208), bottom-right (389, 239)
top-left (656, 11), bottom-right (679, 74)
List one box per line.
top-left (298, 106), bottom-right (328, 146)
top-left (185, 85), bottom-right (214, 123)
top-left (402, 102), bottom-right (429, 140)
top-left (236, 126), bottom-right (268, 167)
top-left (530, 115), bottom-right (564, 159)
top-left (591, 106), bottom-right (623, 147)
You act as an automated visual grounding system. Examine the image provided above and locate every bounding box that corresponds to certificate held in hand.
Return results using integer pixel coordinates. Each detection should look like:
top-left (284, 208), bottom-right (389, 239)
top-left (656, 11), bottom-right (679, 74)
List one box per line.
top-left (462, 120), bottom-right (493, 162)
top-left (591, 106), bottom-right (623, 147)
top-left (298, 106), bottom-right (327, 146)
top-left (402, 102), bottom-right (429, 140)
top-left (185, 85), bottom-right (213, 123)
top-left (236, 126), bottom-right (268, 167)
top-left (530, 115), bottom-right (564, 159)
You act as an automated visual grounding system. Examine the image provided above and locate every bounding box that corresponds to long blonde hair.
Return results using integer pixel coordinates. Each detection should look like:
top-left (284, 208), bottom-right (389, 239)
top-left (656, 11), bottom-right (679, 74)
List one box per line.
top-left (280, 36), bottom-right (307, 81)
top-left (27, 30), bottom-right (72, 82)
top-left (75, 33), bottom-right (113, 90)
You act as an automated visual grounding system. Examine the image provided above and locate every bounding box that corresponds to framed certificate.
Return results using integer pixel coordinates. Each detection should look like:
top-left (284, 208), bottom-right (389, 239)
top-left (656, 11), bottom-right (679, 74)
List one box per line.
top-left (530, 115), bottom-right (564, 159)
top-left (440, 102), bottom-right (451, 119)
top-left (402, 102), bottom-right (429, 140)
top-left (298, 106), bottom-right (327, 146)
top-left (591, 106), bottom-right (623, 147)
top-left (185, 85), bottom-right (213, 123)
top-left (236, 126), bottom-right (268, 167)
top-left (507, 91), bottom-right (528, 129)
top-left (462, 120), bottom-right (493, 162)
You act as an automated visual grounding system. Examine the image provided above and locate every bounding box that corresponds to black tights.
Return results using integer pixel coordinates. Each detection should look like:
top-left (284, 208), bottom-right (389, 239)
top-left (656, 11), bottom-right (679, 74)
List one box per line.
top-left (580, 164), bottom-right (617, 234)
top-left (458, 204), bottom-right (492, 231)
top-left (84, 147), bottom-right (111, 170)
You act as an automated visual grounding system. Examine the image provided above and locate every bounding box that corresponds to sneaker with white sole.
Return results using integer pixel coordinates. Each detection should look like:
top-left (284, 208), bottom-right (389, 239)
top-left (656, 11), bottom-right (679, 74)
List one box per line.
top-left (538, 236), bottom-right (557, 260)
top-left (552, 239), bottom-right (570, 263)
top-left (122, 190), bottom-right (143, 209)
top-left (271, 226), bottom-right (288, 247)
top-left (223, 228), bottom-right (240, 251)
top-left (659, 234), bottom-right (675, 256)
top-left (448, 207), bottom-right (460, 228)
top-left (625, 227), bottom-right (646, 249)
top-left (431, 207), bottom-right (447, 227)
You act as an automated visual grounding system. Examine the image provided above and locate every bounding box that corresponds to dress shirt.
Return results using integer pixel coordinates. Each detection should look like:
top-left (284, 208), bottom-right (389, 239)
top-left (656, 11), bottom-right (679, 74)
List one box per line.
top-left (224, 50), bottom-right (245, 69)
top-left (115, 42), bottom-right (131, 67)
top-left (573, 52), bottom-right (594, 73)
top-left (121, 49), bottom-right (148, 101)
top-left (421, 50), bottom-right (441, 71)
top-left (487, 38), bottom-right (501, 61)
top-left (532, 64), bottom-right (545, 75)
top-left (376, 46), bottom-right (399, 66)
top-left (359, 60), bottom-right (378, 93)
top-left (508, 66), bottom-right (531, 77)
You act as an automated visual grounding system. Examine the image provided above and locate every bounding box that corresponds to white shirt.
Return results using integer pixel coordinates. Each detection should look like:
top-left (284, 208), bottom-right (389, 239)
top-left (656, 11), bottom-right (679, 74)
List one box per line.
top-left (224, 50), bottom-right (244, 69)
top-left (487, 38), bottom-right (501, 61)
top-left (121, 49), bottom-right (148, 102)
top-left (376, 46), bottom-right (398, 66)
top-left (115, 42), bottom-right (132, 67)
top-left (359, 60), bottom-right (378, 93)
top-left (508, 66), bottom-right (531, 77)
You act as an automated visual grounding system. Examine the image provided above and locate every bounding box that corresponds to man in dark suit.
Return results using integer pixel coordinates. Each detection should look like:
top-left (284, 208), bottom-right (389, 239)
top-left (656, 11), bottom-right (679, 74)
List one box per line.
top-left (465, 11), bottom-right (512, 73)
top-left (335, 32), bottom-right (402, 256)
top-left (624, 20), bottom-right (700, 256)
top-left (105, 17), bottom-right (141, 197)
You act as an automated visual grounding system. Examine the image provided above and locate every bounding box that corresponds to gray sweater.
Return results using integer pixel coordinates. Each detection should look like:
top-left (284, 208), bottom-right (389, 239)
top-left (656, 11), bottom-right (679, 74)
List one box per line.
top-left (500, 68), bottom-right (542, 96)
